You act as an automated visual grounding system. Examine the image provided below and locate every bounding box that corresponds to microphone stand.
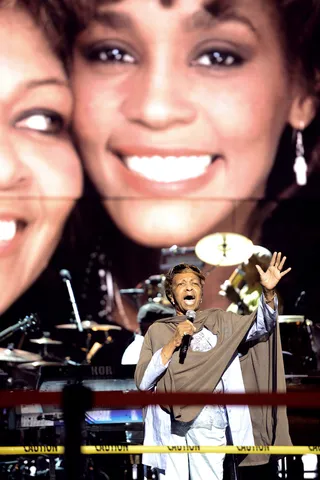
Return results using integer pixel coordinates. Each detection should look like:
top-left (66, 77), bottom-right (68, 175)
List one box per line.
top-left (60, 271), bottom-right (83, 333)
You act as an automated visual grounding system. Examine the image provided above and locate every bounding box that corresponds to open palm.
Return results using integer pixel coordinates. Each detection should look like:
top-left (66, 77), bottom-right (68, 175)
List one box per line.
top-left (256, 252), bottom-right (291, 290)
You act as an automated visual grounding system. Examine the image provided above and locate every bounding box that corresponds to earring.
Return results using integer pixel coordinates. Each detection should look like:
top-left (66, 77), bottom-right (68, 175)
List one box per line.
top-left (293, 124), bottom-right (307, 186)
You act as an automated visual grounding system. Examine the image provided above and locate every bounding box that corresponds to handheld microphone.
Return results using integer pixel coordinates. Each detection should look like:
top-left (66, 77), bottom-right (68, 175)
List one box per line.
top-left (179, 310), bottom-right (196, 364)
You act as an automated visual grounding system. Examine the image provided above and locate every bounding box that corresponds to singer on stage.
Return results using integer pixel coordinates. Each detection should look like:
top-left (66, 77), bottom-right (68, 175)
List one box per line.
top-left (135, 252), bottom-right (292, 480)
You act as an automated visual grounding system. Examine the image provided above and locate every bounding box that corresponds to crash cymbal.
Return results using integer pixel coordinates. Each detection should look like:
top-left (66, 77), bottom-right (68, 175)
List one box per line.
top-left (278, 315), bottom-right (305, 324)
top-left (55, 320), bottom-right (122, 331)
top-left (17, 361), bottom-right (64, 370)
top-left (0, 348), bottom-right (41, 363)
top-left (195, 232), bottom-right (254, 267)
top-left (30, 337), bottom-right (62, 345)
top-left (91, 325), bottom-right (122, 332)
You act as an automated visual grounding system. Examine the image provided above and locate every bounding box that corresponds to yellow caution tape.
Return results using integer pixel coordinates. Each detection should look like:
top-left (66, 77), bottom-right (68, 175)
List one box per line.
top-left (0, 446), bottom-right (320, 455)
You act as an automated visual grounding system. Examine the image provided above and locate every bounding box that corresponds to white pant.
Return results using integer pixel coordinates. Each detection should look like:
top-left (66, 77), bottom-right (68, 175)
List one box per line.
top-left (156, 419), bottom-right (227, 479)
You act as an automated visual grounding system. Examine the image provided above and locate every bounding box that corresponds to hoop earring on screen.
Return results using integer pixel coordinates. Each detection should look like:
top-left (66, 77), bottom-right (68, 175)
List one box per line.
top-left (293, 126), bottom-right (307, 186)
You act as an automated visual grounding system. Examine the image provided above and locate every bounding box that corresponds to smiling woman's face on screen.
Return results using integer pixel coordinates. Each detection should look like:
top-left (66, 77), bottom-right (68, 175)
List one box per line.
top-left (0, 4), bottom-right (83, 315)
top-left (71, 0), bottom-right (314, 247)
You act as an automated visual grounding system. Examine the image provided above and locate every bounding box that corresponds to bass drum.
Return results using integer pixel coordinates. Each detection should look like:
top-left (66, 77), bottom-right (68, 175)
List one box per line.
top-left (279, 315), bottom-right (317, 373)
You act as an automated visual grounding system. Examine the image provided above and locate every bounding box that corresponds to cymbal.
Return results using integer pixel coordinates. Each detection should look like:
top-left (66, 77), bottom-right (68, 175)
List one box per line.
top-left (278, 315), bottom-right (304, 324)
top-left (0, 348), bottom-right (41, 363)
top-left (30, 337), bottom-right (62, 345)
top-left (195, 232), bottom-right (253, 267)
top-left (55, 320), bottom-right (122, 332)
top-left (91, 324), bottom-right (122, 332)
top-left (18, 361), bottom-right (64, 370)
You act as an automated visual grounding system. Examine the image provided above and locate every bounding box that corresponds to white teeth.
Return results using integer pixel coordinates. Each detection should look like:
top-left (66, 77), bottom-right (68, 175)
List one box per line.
top-left (0, 220), bottom-right (17, 241)
top-left (124, 155), bottom-right (212, 182)
top-left (185, 299), bottom-right (196, 305)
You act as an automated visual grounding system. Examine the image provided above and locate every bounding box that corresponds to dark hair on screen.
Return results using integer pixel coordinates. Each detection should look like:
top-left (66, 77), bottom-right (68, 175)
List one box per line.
top-left (37, 0), bottom-right (320, 193)
top-left (0, 0), bottom-right (94, 62)
top-left (264, 0), bottom-right (320, 199)
top-left (0, 0), bottom-right (89, 61)
top-left (164, 264), bottom-right (206, 304)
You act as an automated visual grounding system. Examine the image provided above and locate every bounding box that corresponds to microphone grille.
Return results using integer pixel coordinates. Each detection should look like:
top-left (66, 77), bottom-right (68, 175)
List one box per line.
top-left (59, 269), bottom-right (71, 280)
top-left (186, 310), bottom-right (196, 321)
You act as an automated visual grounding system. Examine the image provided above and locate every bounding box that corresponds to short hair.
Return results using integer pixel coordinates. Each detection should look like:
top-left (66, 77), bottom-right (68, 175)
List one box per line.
top-left (164, 263), bottom-right (205, 305)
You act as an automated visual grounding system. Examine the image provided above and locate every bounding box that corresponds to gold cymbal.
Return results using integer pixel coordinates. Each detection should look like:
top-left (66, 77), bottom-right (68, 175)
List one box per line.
top-left (30, 337), bottom-right (62, 345)
top-left (0, 348), bottom-right (41, 363)
top-left (195, 232), bottom-right (253, 267)
top-left (55, 320), bottom-right (122, 331)
top-left (18, 361), bottom-right (64, 370)
top-left (91, 325), bottom-right (122, 332)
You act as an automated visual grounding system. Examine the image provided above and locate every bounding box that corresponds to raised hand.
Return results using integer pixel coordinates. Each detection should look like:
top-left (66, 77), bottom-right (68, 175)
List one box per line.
top-left (255, 252), bottom-right (291, 291)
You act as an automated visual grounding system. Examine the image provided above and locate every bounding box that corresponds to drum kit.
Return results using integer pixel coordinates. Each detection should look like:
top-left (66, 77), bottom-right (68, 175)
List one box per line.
top-left (0, 233), bottom-right (318, 479)
top-left (0, 318), bottom-right (125, 391)
top-left (278, 315), bottom-right (316, 373)
top-left (0, 233), bottom-right (317, 381)
top-left (0, 315), bottom-right (139, 478)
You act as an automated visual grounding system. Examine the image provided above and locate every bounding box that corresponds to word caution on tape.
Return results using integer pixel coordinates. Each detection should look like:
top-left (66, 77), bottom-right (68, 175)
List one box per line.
top-left (0, 446), bottom-right (320, 455)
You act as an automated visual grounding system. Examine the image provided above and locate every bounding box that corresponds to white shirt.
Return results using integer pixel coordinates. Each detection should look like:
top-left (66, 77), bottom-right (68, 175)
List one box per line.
top-left (121, 334), bottom-right (144, 365)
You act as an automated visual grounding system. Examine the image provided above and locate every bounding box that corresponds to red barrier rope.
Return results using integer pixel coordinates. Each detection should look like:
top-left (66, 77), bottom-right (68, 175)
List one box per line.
top-left (0, 390), bottom-right (320, 408)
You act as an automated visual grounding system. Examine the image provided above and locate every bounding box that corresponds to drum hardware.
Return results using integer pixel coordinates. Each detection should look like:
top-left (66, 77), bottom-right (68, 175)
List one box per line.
top-left (0, 346), bottom-right (41, 363)
top-left (83, 246), bottom-right (137, 346)
top-left (86, 342), bottom-right (104, 364)
top-left (219, 266), bottom-right (246, 297)
top-left (55, 320), bottom-right (123, 367)
top-left (120, 288), bottom-right (145, 312)
top-left (11, 359), bottom-right (82, 391)
top-left (98, 267), bottom-right (115, 320)
top-left (161, 245), bottom-right (195, 256)
top-left (91, 251), bottom-right (117, 322)
top-left (30, 337), bottom-right (62, 345)
top-left (18, 361), bottom-right (65, 370)
top-left (120, 288), bottom-right (145, 295)
top-left (134, 274), bottom-right (172, 306)
top-left (55, 321), bottom-right (122, 332)
top-left (29, 332), bottom-right (62, 361)
top-left (278, 315), bottom-right (305, 324)
top-left (160, 245), bottom-right (203, 272)
top-left (279, 316), bottom-right (317, 373)
top-left (81, 246), bottom-right (118, 327)
top-left (145, 275), bottom-right (164, 303)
